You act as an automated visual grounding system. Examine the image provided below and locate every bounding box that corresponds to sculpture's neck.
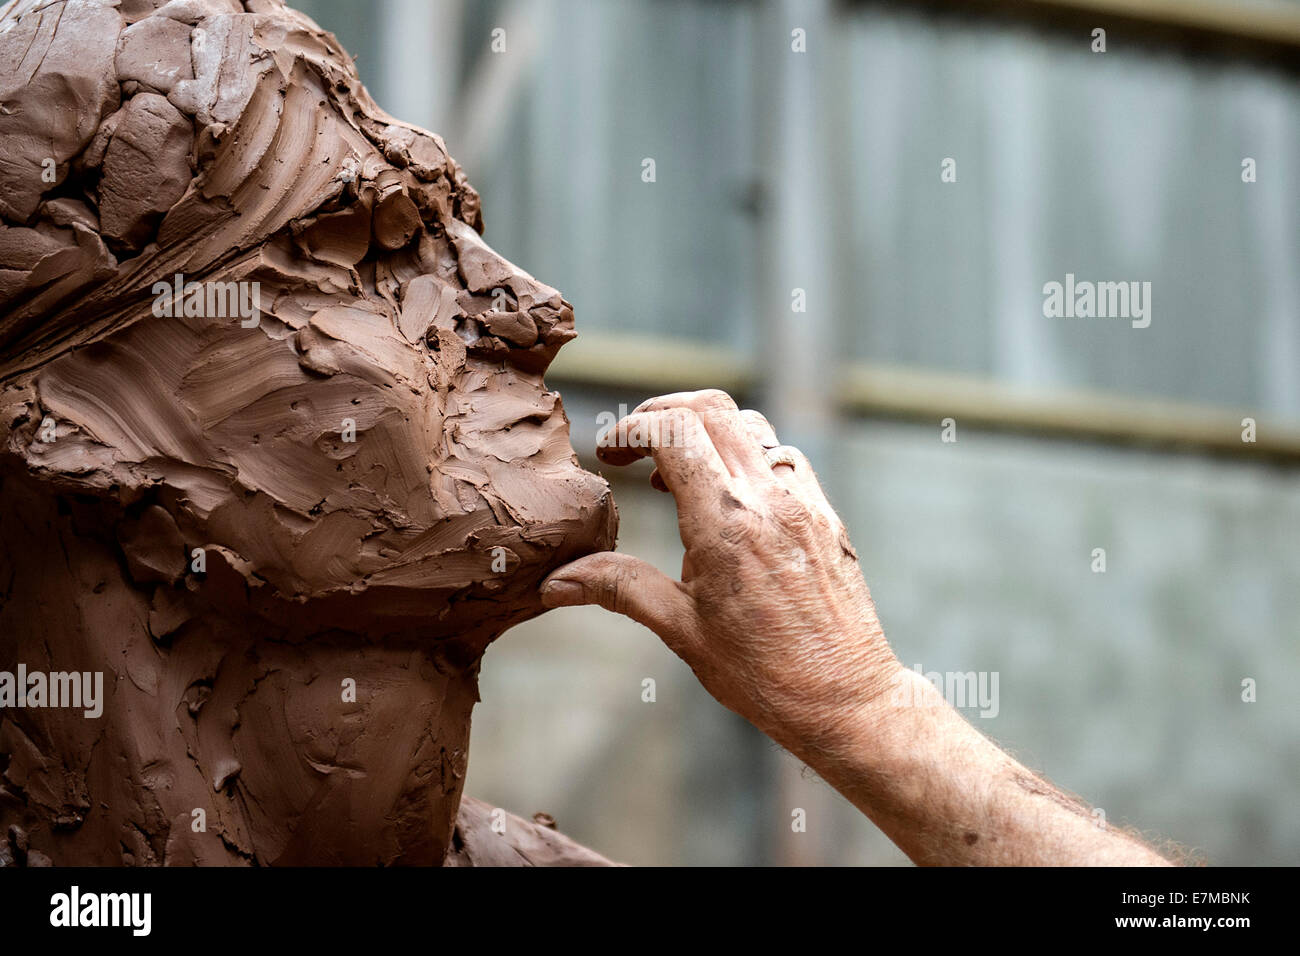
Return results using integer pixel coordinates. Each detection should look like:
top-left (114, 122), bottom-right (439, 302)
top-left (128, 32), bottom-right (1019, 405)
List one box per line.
top-left (0, 476), bottom-right (477, 865)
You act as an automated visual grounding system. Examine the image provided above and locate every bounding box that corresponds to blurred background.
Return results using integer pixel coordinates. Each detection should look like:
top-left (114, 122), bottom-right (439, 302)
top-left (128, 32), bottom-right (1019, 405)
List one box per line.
top-left (297, 0), bottom-right (1300, 865)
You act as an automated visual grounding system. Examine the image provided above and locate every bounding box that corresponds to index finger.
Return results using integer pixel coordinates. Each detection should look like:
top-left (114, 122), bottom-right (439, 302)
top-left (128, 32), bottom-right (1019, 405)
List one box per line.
top-left (596, 407), bottom-right (734, 516)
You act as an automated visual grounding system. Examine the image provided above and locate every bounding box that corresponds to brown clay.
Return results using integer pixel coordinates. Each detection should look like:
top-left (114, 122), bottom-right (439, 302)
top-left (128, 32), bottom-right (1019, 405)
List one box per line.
top-left (0, 0), bottom-right (616, 866)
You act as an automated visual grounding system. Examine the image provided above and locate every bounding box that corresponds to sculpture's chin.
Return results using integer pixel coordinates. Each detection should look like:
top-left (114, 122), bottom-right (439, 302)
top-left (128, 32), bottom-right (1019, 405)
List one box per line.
top-left (200, 461), bottom-right (616, 656)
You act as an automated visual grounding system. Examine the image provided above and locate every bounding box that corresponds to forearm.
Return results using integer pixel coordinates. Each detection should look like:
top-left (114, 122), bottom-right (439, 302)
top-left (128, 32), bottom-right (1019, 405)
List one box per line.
top-left (554, 389), bottom-right (1177, 865)
top-left (800, 666), bottom-right (1174, 866)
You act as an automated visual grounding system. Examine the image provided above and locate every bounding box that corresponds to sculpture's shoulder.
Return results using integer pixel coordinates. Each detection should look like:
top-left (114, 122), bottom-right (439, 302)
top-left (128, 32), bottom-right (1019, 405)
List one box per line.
top-left (445, 796), bottom-right (620, 867)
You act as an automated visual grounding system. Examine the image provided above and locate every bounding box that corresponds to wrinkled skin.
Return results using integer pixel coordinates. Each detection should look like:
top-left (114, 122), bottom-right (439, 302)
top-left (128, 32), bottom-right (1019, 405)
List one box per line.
top-left (543, 388), bottom-right (896, 757)
top-left (543, 389), bottom-right (1175, 867)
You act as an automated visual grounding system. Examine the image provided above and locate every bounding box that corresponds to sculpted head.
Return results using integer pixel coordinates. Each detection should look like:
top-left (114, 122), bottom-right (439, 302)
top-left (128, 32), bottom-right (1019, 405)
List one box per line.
top-left (0, 0), bottom-right (616, 647)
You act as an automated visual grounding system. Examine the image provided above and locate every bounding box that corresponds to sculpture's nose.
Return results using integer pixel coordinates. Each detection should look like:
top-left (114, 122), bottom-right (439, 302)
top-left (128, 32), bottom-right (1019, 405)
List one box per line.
top-left (404, 218), bottom-right (576, 376)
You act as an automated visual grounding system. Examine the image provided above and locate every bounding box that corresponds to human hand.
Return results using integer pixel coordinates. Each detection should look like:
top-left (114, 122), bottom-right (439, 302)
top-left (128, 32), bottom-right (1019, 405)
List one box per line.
top-left (539, 389), bottom-right (900, 755)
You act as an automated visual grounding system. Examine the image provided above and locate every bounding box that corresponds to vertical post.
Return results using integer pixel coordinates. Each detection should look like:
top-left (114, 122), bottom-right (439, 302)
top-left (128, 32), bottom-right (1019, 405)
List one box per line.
top-left (756, 0), bottom-right (837, 867)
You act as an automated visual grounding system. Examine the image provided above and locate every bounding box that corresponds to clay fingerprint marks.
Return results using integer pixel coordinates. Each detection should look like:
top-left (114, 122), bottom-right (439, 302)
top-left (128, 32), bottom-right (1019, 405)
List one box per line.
top-left (291, 307), bottom-right (443, 526)
top-left (0, 0), bottom-right (123, 223)
top-left (35, 318), bottom-right (209, 468)
top-left (371, 170), bottom-right (422, 251)
top-left (168, 7), bottom-right (266, 127)
top-left (240, 647), bottom-right (446, 866)
top-left (116, 13), bottom-right (195, 93)
top-left (136, 2), bottom-right (362, 274)
top-left (443, 218), bottom-right (575, 373)
top-left (373, 123), bottom-right (455, 187)
top-left (299, 304), bottom-right (421, 388)
top-left (98, 94), bottom-right (194, 249)
top-left (0, 0), bottom-right (124, 346)
top-left (0, 485), bottom-right (150, 866)
top-left (166, 37), bottom-right (352, 269)
top-left (150, 616), bottom-right (257, 866)
top-left (292, 203), bottom-right (372, 271)
top-left (0, 206), bottom-right (117, 350)
top-left (397, 273), bottom-right (462, 346)
top-left (180, 322), bottom-right (312, 429)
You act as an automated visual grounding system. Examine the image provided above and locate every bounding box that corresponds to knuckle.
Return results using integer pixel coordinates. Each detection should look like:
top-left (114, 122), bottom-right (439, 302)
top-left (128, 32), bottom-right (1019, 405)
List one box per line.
top-left (634, 393), bottom-right (671, 414)
top-left (769, 489), bottom-right (815, 529)
top-left (694, 389), bottom-right (737, 413)
top-left (597, 566), bottom-right (635, 615)
top-left (716, 498), bottom-right (762, 546)
top-left (664, 407), bottom-right (702, 449)
top-left (675, 406), bottom-right (703, 427)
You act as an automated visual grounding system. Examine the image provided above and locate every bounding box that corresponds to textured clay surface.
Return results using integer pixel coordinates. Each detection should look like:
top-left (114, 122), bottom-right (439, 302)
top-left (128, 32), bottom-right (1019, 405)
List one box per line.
top-left (0, 0), bottom-right (616, 865)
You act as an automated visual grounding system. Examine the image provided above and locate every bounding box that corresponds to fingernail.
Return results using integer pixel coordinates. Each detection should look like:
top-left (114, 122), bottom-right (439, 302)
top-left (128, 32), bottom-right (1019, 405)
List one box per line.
top-left (540, 579), bottom-right (585, 607)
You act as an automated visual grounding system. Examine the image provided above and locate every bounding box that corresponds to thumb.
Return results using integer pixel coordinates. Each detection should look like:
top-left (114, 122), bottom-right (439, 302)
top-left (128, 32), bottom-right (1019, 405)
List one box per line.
top-left (540, 552), bottom-right (695, 645)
